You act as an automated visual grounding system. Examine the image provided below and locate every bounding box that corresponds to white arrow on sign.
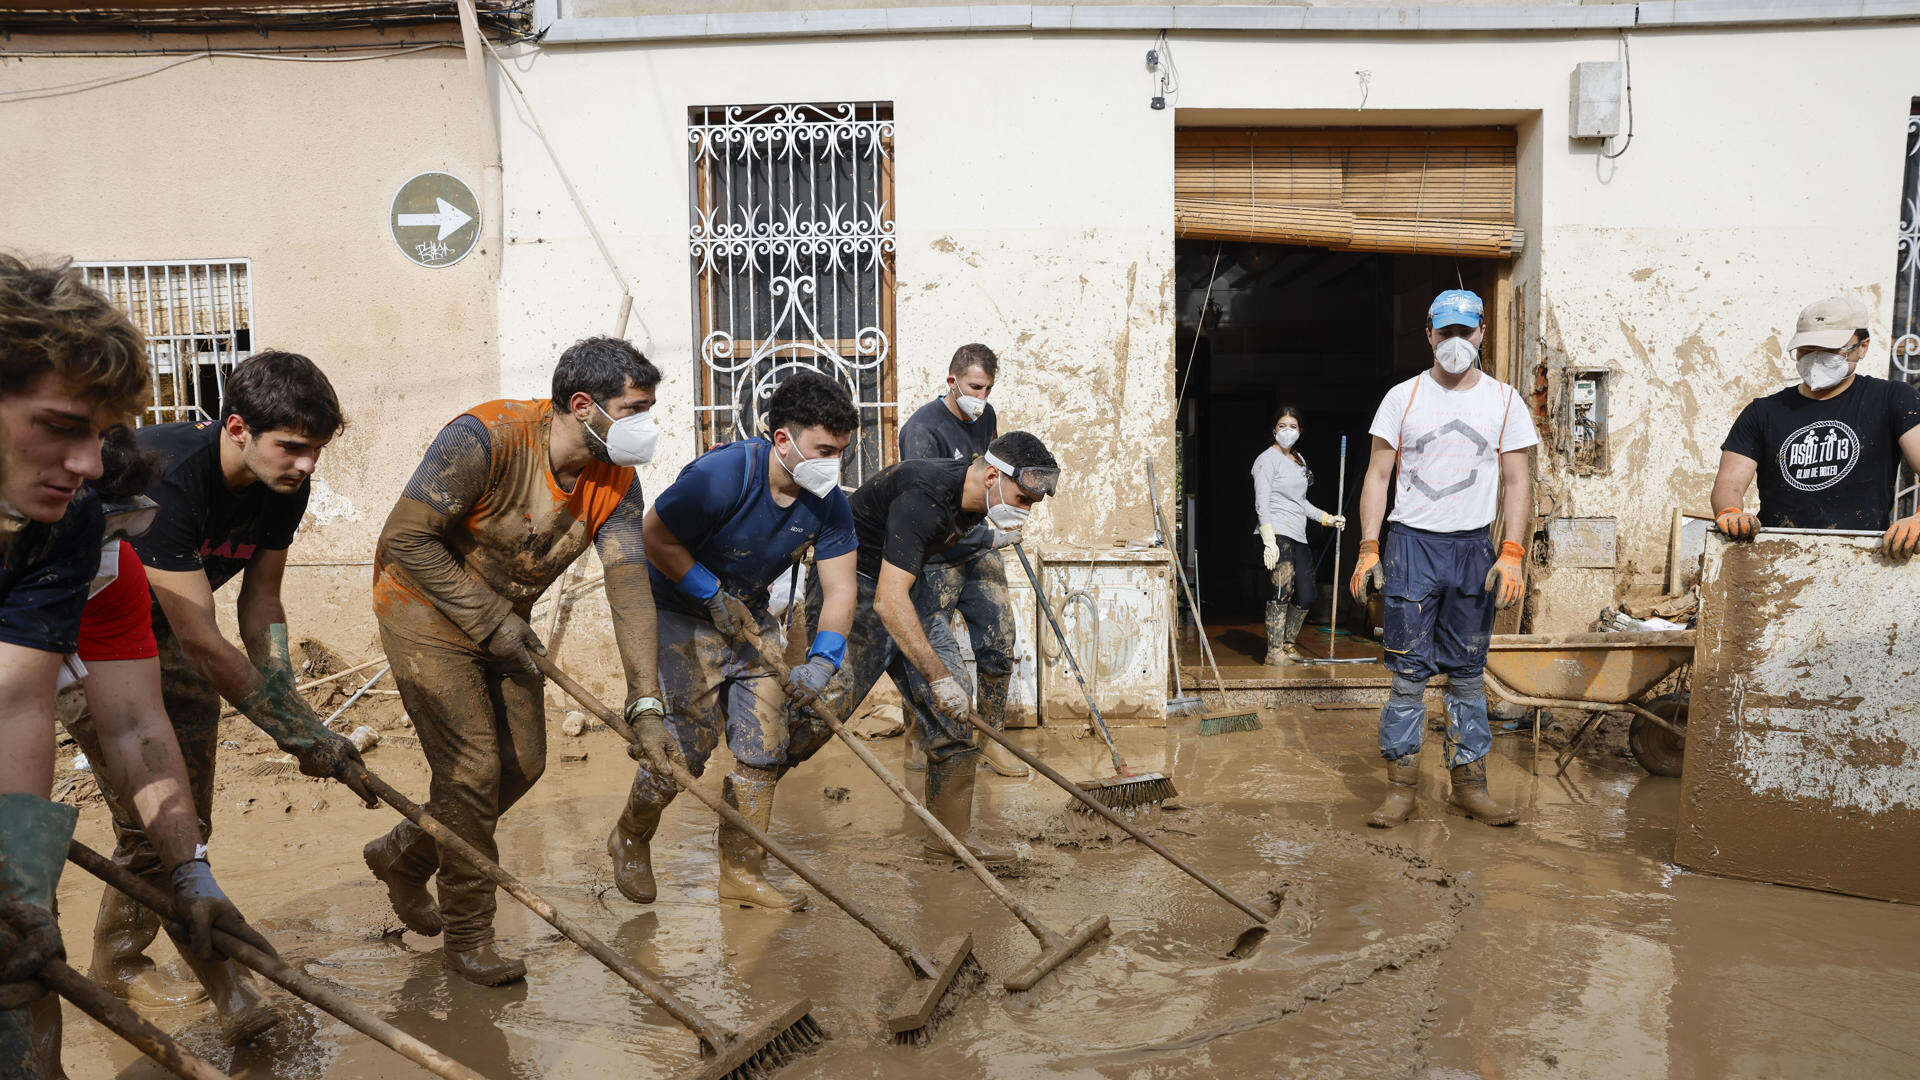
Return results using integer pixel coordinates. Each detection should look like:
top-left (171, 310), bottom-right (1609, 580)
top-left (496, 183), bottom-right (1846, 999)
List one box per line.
top-left (396, 198), bottom-right (474, 242)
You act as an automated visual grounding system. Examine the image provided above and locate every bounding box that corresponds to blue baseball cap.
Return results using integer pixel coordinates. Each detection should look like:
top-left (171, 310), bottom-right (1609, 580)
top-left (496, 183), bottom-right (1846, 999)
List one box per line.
top-left (1428, 289), bottom-right (1484, 331)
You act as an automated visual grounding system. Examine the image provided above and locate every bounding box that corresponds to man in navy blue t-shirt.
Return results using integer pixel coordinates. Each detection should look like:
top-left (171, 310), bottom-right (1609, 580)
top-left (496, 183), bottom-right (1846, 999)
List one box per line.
top-left (609, 371), bottom-right (859, 912)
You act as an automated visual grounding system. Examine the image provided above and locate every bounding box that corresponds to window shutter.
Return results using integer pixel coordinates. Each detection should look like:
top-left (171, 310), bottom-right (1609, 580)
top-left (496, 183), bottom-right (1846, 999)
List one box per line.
top-left (1175, 128), bottom-right (1523, 258)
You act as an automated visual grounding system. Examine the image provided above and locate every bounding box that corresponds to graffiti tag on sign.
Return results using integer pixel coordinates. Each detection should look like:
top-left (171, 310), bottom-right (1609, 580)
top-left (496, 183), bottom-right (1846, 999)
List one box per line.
top-left (390, 172), bottom-right (480, 268)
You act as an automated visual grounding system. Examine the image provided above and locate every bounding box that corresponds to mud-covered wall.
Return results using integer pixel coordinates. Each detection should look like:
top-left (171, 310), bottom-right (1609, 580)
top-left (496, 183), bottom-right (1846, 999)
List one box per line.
top-left (0, 32), bottom-right (496, 657)
top-left (495, 33), bottom-right (1176, 551)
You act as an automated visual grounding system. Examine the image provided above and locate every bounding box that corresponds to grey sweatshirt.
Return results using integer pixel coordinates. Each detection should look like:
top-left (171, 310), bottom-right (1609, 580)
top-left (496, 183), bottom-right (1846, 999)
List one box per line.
top-left (1252, 445), bottom-right (1329, 544)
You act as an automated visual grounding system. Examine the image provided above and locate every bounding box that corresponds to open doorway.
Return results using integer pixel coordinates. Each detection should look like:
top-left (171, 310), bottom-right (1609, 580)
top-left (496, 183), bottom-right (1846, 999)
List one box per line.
top-left (1173, 241), bottom-right (1500, 671)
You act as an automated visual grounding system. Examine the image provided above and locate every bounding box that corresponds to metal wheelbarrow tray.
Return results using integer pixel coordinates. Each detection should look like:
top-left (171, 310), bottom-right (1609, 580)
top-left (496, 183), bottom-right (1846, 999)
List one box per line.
top-left (1481, 630), bottom-right (1696, 777)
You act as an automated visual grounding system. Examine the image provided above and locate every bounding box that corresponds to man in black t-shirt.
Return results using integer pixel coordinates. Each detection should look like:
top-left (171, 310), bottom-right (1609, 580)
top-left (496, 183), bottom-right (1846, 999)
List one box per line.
top-left (90, 350), bottom-right (371, 1039)
top-left (898, 343), bottom-right (1031, 778)
top-left (1712, 296), bottom-right (1920, 556)
top-left (788, 431), bottom-right (1060, 865)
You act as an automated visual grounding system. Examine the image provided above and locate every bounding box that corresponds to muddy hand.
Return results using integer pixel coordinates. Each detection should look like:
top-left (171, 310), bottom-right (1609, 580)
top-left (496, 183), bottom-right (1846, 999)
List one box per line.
top-left (1350, 540), bottom-right (1383, 603)
top-left (169, 860), bottom-right (278, 964)
top-left (483, 614), bottom-right (545, 687)
top-left (927, 675), bottom-right (972, 726)
top-left (1883, 514), bottom-right (1920, 559)
top-left (703, 589), bottom-right (756, 645)
top-left (625, 704), bottom-right (686, 782)
top-left (1484, 541), bottom-right (1526, 610)
top-left (783, 655), bottom-right (835, 708)
top-left (1714, 507), bottom-right (1759, 540)
top-left (0, 901), bottom-right (61, 1010)
top-left (302, 731), bottom-right (379, 807)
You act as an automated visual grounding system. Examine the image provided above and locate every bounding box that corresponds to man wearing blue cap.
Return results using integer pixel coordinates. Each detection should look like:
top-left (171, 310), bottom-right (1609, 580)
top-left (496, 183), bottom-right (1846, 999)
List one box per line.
top-left (1349, 289), bottom-right (1537, 829)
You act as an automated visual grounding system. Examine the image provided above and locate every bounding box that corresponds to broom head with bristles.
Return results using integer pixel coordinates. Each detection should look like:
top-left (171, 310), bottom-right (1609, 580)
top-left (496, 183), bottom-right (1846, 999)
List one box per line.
top-left (684, 999), bottom-right (827, 1080)
top-left (1069, 773), bottom-right (1178, 813)
top-left (1196, 710), bottom-right (1262, 736)
top-left (887, 934), bottom-right (988, 1047)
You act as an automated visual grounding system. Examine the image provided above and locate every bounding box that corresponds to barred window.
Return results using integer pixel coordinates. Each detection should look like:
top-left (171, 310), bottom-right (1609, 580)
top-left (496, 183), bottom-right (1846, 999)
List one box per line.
top-left (688, 102), bottom-right (897, 483)
top-left (79, 260), bottom-right (252, 426)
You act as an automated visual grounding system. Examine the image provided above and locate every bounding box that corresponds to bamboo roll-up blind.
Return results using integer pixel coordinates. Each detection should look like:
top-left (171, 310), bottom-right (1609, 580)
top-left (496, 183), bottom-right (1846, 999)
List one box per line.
top-left (1175, 128), bottom-right (1522, 258)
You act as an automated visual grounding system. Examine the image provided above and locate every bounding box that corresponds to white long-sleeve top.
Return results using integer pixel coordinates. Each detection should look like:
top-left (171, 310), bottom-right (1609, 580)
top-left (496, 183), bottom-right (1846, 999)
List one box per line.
top-left (1252, 445), bottom-right (1330, 544)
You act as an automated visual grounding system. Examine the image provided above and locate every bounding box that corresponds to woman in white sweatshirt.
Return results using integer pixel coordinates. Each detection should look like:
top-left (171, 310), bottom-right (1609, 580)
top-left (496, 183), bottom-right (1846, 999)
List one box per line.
top-left (1252, 406), bottom-right (1345, 662)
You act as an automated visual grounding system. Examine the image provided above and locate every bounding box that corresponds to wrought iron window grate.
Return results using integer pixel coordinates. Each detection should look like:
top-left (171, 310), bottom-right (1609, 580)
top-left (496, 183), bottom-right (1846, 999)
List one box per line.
top-left (1895, 106), bottom-right (1920, 519)
top-left (688, 102), bottom-right (897, 484)
top-left (79, 260), bottom-right (253, 426)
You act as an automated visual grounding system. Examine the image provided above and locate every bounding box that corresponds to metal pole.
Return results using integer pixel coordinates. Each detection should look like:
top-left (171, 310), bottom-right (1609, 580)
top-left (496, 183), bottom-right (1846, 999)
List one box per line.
top-left (1328, 434), bottom-right (1347, 660)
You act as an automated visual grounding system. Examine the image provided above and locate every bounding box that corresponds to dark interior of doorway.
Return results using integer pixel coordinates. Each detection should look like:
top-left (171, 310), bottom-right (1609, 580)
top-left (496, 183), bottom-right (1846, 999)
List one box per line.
top-left (1173, 240), bottom-right (1499, 667)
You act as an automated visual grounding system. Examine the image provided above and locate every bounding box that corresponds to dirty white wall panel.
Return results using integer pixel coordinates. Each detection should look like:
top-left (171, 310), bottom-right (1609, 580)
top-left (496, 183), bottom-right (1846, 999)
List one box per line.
top-left (0, 35), bottom-right (495, 658)
top-left (496, 33), bottom-right (1175, 549)
top-left (1678, 533), bottom-right (1920, 903)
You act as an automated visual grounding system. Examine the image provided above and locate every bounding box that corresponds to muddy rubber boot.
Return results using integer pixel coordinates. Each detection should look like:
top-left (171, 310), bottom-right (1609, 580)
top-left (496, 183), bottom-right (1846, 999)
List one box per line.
top-left (607, 776), bottom-right (671, 905)
top-left (921, 752), bottom-right (1013, 866)
top-left (180, 949), bottom-right (283, 1046)
top-left (363, 829), bottom-right (444, 937)
top-left (715, 774), bottom-right (808, 912)
top-left (1365, 754), bottom-right (1420, 829)
top-left (1448, 759), bottom-right (1520, 826)
top-left (89, 884), bottom-right (209, 1006)
top-left (442, 943), bottom-right (527, 987)
top-left (974, 673), bottom-right (1029, 778)
top-left (904, 723), bottom-right (927, 773)
top-left (1265, 600), bottom-right (1290, 664)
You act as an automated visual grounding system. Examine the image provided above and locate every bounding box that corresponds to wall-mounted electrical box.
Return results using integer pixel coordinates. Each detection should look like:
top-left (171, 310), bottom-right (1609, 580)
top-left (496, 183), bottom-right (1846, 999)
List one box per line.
top-left (1569, 61), bottom-right (1624, 140)
top-left (1564, 365), bottom-right (1612, 474)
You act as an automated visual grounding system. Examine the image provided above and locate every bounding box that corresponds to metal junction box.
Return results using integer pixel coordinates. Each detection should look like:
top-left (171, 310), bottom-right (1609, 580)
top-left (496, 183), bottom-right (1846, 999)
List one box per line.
top-left (1569, 60), bottom-right (1624, 139)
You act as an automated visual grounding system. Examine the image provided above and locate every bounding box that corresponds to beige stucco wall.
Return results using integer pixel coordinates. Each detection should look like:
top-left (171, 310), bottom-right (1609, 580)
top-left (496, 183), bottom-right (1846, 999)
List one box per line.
top-left (503, 21), bottom-right (1916, 634)
top-left (0, 33), bottom-right (496, 657)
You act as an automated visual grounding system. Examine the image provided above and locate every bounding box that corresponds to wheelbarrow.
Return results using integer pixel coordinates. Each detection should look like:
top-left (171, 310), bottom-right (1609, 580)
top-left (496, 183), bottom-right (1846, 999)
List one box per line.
top-left (1481, 630), bottom-right (1695, 778)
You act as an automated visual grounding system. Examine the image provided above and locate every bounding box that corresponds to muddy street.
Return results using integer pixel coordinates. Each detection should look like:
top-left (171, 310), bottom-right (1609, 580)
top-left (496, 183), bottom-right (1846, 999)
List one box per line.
top-left (53, 710), bottom-right (1920, 1079)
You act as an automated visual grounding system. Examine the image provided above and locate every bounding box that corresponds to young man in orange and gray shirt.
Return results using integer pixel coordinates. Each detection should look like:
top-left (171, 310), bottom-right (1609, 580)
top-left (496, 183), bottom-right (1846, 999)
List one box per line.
top-left (362, 337), bottom-right (665, 986)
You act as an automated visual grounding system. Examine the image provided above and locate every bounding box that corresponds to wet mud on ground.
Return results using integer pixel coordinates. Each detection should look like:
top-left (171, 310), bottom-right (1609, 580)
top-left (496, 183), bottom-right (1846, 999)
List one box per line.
top-left (54, 706), bottom-right (1920, 1079)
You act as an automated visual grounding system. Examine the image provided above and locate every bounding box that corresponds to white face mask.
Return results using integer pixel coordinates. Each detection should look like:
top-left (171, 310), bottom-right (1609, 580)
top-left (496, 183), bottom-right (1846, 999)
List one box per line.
top-left (1434, 336), bottom-right (1479, 375)
top-left (1797, 350), bottom-right (1855, 392)
top-left (955, 392), bottom-right (987, 421)
top-left (1274, 428), bottom-right (1300, 450)
top-left (985, 475), bottom-right (1030, 531)
top-left (774, 431), bottom-right (841, 498)
top-left (587, 402), bottom-right (658, 466)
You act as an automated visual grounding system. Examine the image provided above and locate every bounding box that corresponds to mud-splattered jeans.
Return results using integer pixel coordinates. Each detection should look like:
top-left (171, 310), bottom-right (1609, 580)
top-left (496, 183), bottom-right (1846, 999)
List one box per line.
top-left (785, 570), bottom-right (975, 767)
top-left (369, 624), bottom-right (546, 952)
top-left (1379, 524), bottom-right (1496, 767)
top-left (902, 548), bottom-right (1013, 732)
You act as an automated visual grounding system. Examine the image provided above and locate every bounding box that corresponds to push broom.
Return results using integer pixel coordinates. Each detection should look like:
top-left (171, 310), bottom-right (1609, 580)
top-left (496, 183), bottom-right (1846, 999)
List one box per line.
top-left (346, 761), bottom-right (825, 1080)
top-left (1009, 541), bottom-right (1176, 811)
top-left (1145, 459), bottom-right (1261, 735)
top-left (719, 623), bottom-right (1111, 997)
top-left (534, 654), bottom-right (985, 1047)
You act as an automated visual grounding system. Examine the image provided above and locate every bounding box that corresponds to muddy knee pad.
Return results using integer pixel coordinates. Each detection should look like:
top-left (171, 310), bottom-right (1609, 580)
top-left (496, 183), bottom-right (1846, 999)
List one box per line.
top-left (1379, 675), bottom-right (1430, 761)
top-left (732, 762), bottom-right (782, 786)
top-left (1442, 670), bottom-right (1492, 766)
top-left (1445, 671), bottom-right (1486, 707)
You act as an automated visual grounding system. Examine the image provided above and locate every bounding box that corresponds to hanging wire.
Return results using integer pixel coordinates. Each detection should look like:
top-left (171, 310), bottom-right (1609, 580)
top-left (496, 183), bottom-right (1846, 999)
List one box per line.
top-left (1175, 242), bottom-right (1224, 409)
top-left (1601, 30), bottom-right (1635, 160)
top-left (0, 41), bottom-right (456, 103)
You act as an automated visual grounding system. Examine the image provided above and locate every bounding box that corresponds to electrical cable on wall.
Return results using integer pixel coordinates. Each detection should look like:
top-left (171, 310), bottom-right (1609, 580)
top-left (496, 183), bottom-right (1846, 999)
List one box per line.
top-left (1147, 30), bottom-right (1179, 110)
top-left (1601, 30), bottom-right (1634, 159)
top-left (0, 41), bottom-right (455, 103)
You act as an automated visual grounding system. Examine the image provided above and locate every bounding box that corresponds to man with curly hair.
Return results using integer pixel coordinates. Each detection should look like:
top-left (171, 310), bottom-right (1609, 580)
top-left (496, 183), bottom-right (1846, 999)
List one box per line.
top-left (609, 370), bottom-right (859, 912)
top-left (0, 255), bottom-right (272, 1076)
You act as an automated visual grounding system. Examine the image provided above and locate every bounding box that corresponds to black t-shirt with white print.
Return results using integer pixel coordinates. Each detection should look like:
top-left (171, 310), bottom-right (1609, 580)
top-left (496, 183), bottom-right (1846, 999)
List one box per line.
top-left (1722, 375), bottom-right (1920, 530)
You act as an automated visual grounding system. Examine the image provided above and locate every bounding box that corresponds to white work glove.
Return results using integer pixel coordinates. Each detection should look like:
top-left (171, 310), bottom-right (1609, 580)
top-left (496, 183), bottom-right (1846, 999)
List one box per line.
top-left (988, 527), bottom-right (1020, 550)
top-left (926, 675), bottom-right (972, 725)
top-left (1258, 524), bottom-right (1279, 570)
top-left (1320, 512), bottom-right (1348, 530)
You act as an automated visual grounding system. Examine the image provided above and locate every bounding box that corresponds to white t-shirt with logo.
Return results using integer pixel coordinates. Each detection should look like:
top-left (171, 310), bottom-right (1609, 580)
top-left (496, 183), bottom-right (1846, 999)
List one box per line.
top-left (1368, 369), bottom-right (1539, 533)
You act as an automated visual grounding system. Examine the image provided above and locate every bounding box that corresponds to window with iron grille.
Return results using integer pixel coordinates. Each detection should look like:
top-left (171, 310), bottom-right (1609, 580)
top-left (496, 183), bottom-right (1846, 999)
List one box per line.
top-left (1893, 104), bottom-right (1920, 518)
top-left (688, 102), bottom-right (897, 483)
top-left (79, 260), bottom-right (253, 426)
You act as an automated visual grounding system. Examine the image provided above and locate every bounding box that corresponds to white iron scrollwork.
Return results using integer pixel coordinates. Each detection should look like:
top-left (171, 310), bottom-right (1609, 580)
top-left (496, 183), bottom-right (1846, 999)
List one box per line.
top-left (1895, 114), bottom-right (1920, 517)
top-left (689, 102), bottom-right (896, 482)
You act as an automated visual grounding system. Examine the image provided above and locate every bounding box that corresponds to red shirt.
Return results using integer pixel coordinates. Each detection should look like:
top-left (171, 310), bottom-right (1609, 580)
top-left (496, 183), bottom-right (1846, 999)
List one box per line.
top-left (77, 540), bottom-right (158, 663)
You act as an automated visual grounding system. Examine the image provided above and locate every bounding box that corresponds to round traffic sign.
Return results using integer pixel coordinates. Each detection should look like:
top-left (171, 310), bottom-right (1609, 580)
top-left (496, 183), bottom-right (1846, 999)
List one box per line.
top-left (390, 171), bottom-right (481, 268)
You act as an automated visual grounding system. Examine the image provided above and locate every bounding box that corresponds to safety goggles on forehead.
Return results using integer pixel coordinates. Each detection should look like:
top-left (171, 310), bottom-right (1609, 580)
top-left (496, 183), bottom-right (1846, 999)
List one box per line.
top-left (984, 450), bottom-right (1059, 497)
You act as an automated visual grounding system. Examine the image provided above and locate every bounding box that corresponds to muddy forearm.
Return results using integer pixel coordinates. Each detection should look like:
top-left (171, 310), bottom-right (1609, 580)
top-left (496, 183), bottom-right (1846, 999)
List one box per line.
top-left (382, 496), bottom-right (512, 645)
top-left (604, 561), bottom-right (661, 704)
top-left (86, 666), bottom-right (201, 869)
top-left (874, 578), bottom-right (946, 686)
